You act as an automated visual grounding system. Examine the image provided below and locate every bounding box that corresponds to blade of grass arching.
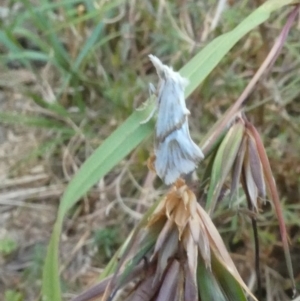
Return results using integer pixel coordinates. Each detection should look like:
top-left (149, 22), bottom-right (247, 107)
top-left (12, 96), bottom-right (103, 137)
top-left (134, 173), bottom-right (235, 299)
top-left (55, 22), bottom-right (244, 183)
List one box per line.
top-left (42, 1), bottom-right (299, 299)
top-left (42, 104), bottom-right (155, 301)
top-left (247, 123), bottom-right (296, 294)
top-left (60, 9), bottom-right (102, 28)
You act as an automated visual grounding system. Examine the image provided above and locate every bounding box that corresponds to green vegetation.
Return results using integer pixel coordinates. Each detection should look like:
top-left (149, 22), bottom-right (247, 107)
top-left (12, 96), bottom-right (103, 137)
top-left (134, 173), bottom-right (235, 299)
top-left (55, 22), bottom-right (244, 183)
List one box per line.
top-left (0, 237), bottom-right (17, 255)
top-left (0, 0), bottom-right (300, 300)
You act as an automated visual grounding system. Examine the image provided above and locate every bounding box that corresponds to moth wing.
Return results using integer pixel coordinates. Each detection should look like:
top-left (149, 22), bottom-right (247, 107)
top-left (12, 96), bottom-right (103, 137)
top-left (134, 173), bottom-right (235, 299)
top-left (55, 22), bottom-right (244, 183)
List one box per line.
top-left (155, 78), bottom-right (190, 140)
top-left (177, 121), bottom-right (204, 161)
top-left (155, 139), bottom-right (182, 185)
top-left (149, 54), bottom-right (190, 140)
top-left (155, 122), bottom-right (204, 185)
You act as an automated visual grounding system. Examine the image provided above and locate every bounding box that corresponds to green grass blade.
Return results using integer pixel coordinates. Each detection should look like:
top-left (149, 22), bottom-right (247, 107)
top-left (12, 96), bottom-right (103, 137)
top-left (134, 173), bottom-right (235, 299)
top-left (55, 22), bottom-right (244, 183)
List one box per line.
top-left (12, 28), bottom-right (51, 54)
top-left (0, 30), bottom-right (31, 68)
top-left (22, 0), bottom-right (70, 70)
top-left (42, 1), bottom-right (298, 300)
top-left (197, 256), bottom-right (228, 301)
top-left (206, 122), bottom-right (244, 213)
top-left (0, 51), bottom-right (50, 62)
top-left (42, 105), bottom-right (154, 301)
top-left (58, 105), bottom-right (155, 219)
top-left (58, 21), bottom-right (105, 102)
top-left (42, 222), bottom-right (62, 301)
top-left (12, 0), bottom-right (87, 27)
top-left (74, 22), bottom-right (104, 70)
top-left (212, 253), bottom-right (248, 301)
top-left (0, 30), bottom-right (21, 53)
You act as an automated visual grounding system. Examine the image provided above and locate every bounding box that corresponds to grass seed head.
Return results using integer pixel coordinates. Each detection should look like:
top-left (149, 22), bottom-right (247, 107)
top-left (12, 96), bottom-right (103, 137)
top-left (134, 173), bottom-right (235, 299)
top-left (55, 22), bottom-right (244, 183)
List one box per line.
top-left (89, 179), bottom-right (255, 301)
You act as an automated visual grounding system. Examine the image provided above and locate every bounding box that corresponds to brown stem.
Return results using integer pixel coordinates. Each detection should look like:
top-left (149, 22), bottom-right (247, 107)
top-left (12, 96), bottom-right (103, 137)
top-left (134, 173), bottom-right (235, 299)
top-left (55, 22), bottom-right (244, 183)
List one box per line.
top-left (247, 122), bottom-right (296, 296)
top-left (201, 5), bottom-right (300, 156)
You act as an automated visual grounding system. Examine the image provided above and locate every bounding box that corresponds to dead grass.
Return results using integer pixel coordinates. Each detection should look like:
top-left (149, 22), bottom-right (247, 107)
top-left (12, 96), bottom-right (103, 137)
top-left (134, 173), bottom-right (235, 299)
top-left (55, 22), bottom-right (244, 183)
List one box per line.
top-left (0, 1), bottom-right (300, 300)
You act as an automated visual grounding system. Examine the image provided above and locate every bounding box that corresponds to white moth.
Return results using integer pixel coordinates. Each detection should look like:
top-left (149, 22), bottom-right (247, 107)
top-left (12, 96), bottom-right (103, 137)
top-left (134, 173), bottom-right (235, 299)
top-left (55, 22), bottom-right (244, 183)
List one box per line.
top-left (145, 54), bottom-right (204, 185)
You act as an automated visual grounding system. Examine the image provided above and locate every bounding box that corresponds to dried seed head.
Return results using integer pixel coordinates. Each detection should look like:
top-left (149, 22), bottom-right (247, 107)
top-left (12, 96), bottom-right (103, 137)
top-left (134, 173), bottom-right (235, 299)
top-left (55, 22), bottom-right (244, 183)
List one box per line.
top-left (205, 116), bottom-right (295, 296)
top-left (145, 180), bottom-right (255, 300)
top-left (241, 129), bottom-right (267, 210)
top-left (206, 116), bottom-right (267, 213)
top-left (72, 180), bottom-right (256, 301)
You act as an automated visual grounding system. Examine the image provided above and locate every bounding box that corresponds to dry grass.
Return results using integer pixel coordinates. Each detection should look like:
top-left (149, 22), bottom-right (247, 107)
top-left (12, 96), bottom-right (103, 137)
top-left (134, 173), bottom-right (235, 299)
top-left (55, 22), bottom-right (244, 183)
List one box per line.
top-left (0, 1), bottom-right (300, 300)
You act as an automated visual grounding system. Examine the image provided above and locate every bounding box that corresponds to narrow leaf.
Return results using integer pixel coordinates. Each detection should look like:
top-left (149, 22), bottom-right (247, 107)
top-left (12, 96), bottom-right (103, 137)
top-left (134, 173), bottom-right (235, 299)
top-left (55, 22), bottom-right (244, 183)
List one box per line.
top-left (197, 256), bottom-right (228, 301)
top-left (244, 143), bottom-right (259, 210)
top-left (42, 222), bottom-right (61, 301)
top-left (247, 133), bottom-right (266, 198)
top-left (206, 122), bottom-right (244, 213)
top-left (230, 136), bottom-right (247, 202)
top-left (58, 107), bottom-right (154, 219)
top-left (59, 21), bottom-right (105, 97)
top-left (197, 205), bottom-right (258, 300)
top-left (212, 253), bottom-right (248, 301)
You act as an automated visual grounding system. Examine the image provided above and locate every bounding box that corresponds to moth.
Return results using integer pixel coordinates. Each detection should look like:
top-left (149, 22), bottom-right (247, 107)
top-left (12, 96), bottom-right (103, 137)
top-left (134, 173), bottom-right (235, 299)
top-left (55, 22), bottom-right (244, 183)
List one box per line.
top-left (144, 55), bottom-right (204, 185)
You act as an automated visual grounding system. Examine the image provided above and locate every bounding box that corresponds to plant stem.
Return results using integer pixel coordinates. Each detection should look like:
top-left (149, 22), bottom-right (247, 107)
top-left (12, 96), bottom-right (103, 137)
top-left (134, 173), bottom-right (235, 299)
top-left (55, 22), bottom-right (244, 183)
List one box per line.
top-left (202, 4), bottom-right (300, 156)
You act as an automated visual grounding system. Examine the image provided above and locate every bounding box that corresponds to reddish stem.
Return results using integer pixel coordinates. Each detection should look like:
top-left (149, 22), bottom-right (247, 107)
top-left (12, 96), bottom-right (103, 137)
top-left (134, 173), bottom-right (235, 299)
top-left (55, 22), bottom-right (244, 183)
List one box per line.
top-left (247, 123), bottom-right (296, 295)
top-left (202, 5), bottom-right (300, 155)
